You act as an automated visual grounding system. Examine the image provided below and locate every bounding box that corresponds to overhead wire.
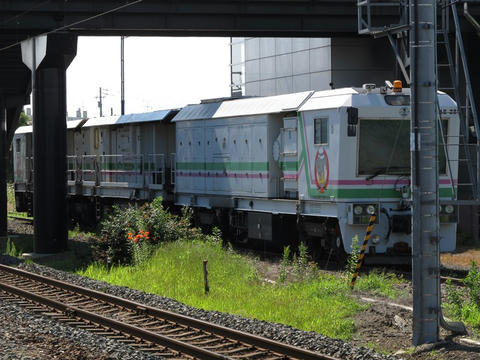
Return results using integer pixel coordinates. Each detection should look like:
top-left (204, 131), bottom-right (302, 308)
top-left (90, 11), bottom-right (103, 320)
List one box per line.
top-left (0, 0), bottom-right (144, 53)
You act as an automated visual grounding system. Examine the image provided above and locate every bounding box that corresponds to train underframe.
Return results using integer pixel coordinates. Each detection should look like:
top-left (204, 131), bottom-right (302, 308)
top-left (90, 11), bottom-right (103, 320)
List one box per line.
top-left (15, 188), bottom-right (414, 264)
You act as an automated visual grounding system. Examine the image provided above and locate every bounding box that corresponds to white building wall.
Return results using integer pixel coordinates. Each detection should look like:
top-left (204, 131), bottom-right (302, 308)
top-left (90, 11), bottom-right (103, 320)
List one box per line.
top-left (231, 37), bottom-right (396, 97)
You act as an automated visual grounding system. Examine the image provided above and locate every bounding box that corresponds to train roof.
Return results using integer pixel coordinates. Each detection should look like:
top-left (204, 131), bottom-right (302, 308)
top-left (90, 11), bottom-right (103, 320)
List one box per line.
top-left (83, 109), bottom-right (179, 128)
top-left (173, 87), bottom-right (457, 122)
top-left (14, 125), bottom-right (32, 134)
top-left (67, 119), bottom-right (87, 130)
top-left (14, 109), bottom-right (180, 135)
top-left (173, 91), bottom-right (314, 122)
top-left (299, 88), bottom-right (457, 112)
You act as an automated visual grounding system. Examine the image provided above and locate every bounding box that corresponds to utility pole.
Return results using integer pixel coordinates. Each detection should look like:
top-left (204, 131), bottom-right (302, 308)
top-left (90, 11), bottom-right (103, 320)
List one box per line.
top-left (409, 0), bottom-right (466, 345)
top-left (121, 36), bottom-right (125, 115)
top-left (97, 87), bottom-right (107, 117)
top-left (410, 0), bottom-right (439, 345)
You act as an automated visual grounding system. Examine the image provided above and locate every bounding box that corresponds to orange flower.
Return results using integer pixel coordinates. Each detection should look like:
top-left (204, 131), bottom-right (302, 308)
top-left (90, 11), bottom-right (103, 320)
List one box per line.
top-left (144, 231), bottom-right (150, 239)
top-left (128, 232), bottom-right (133, 240)
top-left (133, 237), bottom-right (139, 244)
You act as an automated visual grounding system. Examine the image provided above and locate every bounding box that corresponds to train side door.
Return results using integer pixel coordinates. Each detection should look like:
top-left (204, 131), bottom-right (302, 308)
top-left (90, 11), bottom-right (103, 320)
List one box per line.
top-left (240, 125), bottom-right (252, 193)
top-left (192, 127), bottom-right (205, 192)
top-left (252, 125), bottom-right (267, 194)
top-left (205, 127), bottom-right (215, 192)
top-left (281, 117), bottom-right (298, 197)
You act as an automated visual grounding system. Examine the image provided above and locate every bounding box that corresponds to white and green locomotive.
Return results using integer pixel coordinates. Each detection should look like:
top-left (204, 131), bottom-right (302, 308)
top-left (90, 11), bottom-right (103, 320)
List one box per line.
top-left (173, 85), bottom-right (458, 259)
top-left (13, 84), bottom-right (459, 260)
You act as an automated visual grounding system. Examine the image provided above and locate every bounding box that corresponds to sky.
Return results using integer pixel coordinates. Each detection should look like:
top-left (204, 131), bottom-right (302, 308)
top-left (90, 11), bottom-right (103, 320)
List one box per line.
top-left (65, 36), bottom-right (231, 118)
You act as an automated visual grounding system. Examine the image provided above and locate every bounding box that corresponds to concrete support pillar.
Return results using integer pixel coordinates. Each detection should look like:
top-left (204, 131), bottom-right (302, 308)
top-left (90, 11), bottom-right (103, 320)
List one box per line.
top-left (31, 34), bottom-right (77, 254)
top-left (410, 0), bottom-right (443, 345)
top-left (0, 99), bottom-right (7, 237)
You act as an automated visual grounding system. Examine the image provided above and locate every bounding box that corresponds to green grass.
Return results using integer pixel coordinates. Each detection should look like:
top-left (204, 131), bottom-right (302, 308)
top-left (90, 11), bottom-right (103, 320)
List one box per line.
top-left (7, 183), bottom-right (29, 218)
top-left (443, 263), bottom-right (480, 332)
top-left (7, 183), bottom-right (15, 213)
top-left (354, 270), bottom-right (406, 299)
top-left (0, 235), bottom-right (33, 255)
top-left (78, 239), bottom-right (409, 340)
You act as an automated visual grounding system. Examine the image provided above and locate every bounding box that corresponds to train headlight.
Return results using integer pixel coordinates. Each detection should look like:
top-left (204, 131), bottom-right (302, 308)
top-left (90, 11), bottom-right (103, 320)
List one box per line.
top-left (366, 205), bottom-right (376, 215)
top-left (354, 205), bottom-right (363, 215)
top-left (439, 204), bottom-right (457, 223)
top-left (351, 203), bottom-right (379, 224)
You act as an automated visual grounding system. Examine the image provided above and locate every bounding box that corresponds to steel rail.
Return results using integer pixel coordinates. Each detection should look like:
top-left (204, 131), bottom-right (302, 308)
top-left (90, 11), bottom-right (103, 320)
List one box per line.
top-left (0, 265), bottom-right (338, 360)
top-left (0, 280), bottom-right (225, 359)
top-left (7, 214), bottom-right (33, 223)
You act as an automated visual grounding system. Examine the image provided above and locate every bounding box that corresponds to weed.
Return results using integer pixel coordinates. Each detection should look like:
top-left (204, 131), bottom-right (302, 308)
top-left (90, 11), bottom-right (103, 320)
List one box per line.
top-left (444, 261), bottom-right (480, 329)
top-left (355, 270), bottom-right (405, 299)
top-left (364, 341), bottom-right (389, 355)
top-left (293, 241), bottom-right (309, 281)
top-left (7, 183), bottom-right (15, 212)
top-left (278, 245), bottom-right (290, 283)
top-left (345, 234), bottom-right (360, 276)
top-left (445, 279), bottom-right (465, 318)
top-left (4, 238), bottom-right (19, 257)
top-left (464, 261), bottom-right (480, 306)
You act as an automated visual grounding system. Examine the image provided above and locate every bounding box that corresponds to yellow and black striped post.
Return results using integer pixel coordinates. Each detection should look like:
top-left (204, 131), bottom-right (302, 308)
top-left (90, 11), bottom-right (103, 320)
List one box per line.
top-left (350, 214), bottom-right (376, 289)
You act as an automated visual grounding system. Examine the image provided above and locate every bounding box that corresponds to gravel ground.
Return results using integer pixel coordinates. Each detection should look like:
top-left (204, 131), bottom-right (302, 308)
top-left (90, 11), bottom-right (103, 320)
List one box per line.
top-left (0, 273), bottom-right (159, 360)
top-left (10, 260), bottom-right (400, 360)
top-left (4, 218), bottom-right (478, 360)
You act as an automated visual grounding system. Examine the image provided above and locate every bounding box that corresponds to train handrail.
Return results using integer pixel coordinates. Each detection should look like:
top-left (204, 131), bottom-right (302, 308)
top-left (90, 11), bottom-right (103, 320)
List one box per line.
top-left (170, 153), bottom-right (176, 188)
top-left (145, 154), bottom-right (166, 186)
top-left (21, 153), bottom-right (170, 190)
top-left (99, 154), bottom-right (144, 186)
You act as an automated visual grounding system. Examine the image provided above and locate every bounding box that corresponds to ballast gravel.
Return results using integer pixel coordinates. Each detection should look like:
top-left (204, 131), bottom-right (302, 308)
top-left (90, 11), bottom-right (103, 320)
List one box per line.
top-left (0, 282), bottom-right (158, 359)
top-left (10, 261), bottom-right (403, 360)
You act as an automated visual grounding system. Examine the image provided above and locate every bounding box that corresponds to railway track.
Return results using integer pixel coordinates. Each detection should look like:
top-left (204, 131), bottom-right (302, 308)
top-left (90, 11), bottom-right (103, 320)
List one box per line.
top-left (0, 264), bottom-right (338, 360)
top-left (7, 214), bottom-right (33, 223)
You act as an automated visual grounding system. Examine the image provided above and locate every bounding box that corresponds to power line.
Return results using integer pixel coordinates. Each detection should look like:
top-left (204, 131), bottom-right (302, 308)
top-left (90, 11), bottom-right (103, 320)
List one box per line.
top-left (0, 0), bottom-right (144, 53)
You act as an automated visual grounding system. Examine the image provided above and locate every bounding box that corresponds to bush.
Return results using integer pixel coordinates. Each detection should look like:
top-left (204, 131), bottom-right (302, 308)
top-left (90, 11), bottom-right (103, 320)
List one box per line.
top-left (91, 205), bottom-right (140, 265)
top-left (91, 197), bottom-right (200, 265)
top-left (444, 261), bottom-right (480, 329)
top-left (463, 261), bottom-right (480, 306)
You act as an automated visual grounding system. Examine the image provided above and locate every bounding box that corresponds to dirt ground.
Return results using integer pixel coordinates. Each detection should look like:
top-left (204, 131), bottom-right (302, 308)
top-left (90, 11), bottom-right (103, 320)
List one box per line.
top-left (254, 255), bottom-right (480, 360)
top-left (441, 247), bottom-right (480, 270)
top-left (352, 300), bottom-right (480, 360)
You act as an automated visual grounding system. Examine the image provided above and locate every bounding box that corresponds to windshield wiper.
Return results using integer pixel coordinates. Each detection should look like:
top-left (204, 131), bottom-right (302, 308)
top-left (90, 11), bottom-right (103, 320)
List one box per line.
top-left (366, 166), bottom-right (410, 181)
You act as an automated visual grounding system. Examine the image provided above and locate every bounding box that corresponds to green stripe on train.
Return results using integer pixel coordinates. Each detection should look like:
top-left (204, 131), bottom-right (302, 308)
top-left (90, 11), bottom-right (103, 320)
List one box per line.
top-left (280, 161), bottom-right (298, 171)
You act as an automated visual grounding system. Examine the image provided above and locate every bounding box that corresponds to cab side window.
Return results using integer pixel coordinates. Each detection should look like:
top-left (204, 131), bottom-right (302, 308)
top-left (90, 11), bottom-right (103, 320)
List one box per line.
top-left (314, 118), bottom-right (328, 145)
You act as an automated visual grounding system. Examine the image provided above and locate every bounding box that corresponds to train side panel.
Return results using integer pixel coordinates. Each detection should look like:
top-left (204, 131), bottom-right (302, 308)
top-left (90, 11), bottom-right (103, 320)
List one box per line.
top-left (175, 115), bottom-right (283, 199)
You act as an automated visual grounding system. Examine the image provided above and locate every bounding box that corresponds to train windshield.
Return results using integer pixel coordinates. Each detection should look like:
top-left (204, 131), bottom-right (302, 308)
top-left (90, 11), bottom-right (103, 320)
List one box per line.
top-left (358, 119), bottom-right (447, 176)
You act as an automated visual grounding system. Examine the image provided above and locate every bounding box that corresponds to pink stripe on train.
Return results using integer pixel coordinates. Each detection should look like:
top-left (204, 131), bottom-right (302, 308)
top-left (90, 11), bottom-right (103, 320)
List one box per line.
top-left (329, 179), bottom-right (457, 186)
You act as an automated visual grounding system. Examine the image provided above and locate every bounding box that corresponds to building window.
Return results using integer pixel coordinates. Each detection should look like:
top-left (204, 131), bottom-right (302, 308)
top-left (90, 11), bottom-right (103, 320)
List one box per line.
top-left (314, 118), bottom-right (328, 145)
